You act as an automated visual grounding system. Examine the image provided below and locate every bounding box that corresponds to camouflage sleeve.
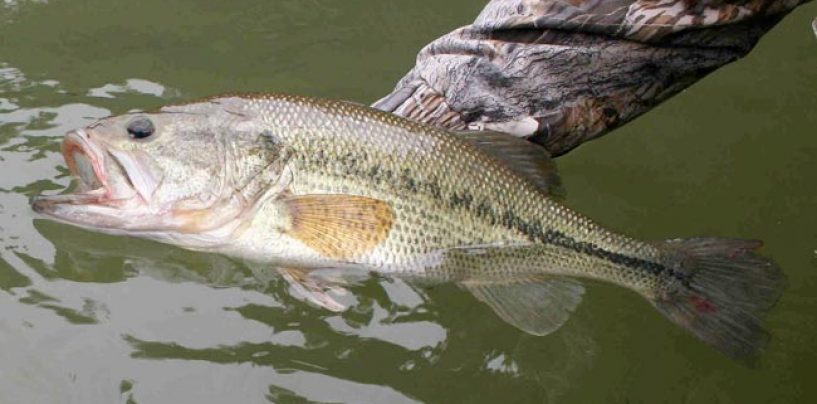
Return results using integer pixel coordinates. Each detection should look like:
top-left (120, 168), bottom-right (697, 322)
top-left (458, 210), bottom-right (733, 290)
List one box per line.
top-left (371, 0), bottom-right (808, 156)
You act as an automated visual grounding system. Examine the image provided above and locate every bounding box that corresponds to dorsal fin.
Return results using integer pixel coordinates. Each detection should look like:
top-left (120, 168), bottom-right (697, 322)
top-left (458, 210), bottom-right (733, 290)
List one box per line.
top-left (453, 131), bottom-right (563, 197)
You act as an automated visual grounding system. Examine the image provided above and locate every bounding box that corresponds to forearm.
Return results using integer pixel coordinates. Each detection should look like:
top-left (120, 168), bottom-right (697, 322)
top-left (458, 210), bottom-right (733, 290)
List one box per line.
top-left (373, 0), bottom-right (809, 156)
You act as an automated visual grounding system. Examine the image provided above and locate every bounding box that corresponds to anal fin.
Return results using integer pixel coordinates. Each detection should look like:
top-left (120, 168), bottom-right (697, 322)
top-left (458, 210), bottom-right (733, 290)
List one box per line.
top-left (462, 277), bottom-right (584, 336)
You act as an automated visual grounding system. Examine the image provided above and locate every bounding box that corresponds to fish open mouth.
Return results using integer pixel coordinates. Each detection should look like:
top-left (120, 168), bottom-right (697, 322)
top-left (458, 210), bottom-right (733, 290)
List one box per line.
top-left (59, 129), bottom-right (112, 204)
top-left (31, 129), bottom-right (142, 216)
top-left (64, 131), bottom-right (105, 192)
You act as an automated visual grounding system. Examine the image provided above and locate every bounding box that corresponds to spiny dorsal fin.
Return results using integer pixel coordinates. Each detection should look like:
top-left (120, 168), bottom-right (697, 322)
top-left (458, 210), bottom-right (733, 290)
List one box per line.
top-left (462, 277), bottom-right (584, 336)
top-left (454, 131), bottom-right (563, 197)
top-left (282, 194), bottom-right (394, 260)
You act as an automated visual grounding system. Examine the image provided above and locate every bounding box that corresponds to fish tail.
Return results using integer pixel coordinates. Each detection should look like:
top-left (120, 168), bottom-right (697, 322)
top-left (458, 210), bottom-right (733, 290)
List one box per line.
top-left (650, 238), bottom-right (785, 363)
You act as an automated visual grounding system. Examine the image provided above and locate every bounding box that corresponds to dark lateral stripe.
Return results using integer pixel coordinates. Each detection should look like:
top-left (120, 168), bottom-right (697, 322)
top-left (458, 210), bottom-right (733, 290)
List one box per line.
top-left (497, 208), bottom-right (688, 282)
top-left (542, 229), bottom-right (666, 275)
top-left (303, 153), bottom-right (682, 281)
top-left (543, 230), bottom-right (690, 283)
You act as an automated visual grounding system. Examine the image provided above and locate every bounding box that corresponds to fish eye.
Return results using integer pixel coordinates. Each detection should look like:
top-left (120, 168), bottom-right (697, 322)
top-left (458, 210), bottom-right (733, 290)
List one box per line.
top-left (126, 117), bottom-right (155, 139)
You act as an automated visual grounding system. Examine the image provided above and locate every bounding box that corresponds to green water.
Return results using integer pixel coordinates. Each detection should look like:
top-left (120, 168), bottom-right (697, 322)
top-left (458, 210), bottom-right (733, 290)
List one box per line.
top-left (1, 0), bottom-right (816, 402)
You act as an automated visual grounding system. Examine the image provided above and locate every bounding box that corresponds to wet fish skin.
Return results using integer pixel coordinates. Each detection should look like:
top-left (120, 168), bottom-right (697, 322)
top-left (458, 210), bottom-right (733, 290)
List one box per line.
top-left (184, 96), bottom-right (659, 284)
top-left (32, 94), bottom-right (784, 362)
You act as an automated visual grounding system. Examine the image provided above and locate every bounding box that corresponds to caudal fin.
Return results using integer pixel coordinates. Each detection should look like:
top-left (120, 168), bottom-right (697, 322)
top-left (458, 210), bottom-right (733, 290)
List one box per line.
top-left (652, 238), bottom-right (785, 363)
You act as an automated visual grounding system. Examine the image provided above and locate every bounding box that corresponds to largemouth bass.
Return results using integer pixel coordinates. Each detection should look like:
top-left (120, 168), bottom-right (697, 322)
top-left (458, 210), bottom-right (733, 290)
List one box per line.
top-left (32, 94), bottom-right (783, 362)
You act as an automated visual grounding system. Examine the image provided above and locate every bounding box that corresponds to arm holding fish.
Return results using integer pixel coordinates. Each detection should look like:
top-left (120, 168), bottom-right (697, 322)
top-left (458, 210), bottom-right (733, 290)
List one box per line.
top-left (374, 0), bottom-right (809, 156)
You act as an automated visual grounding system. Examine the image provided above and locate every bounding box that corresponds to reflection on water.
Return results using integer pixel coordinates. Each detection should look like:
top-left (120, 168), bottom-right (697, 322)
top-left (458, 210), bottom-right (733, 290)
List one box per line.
top-left (87, 79), bottom-right (176, 100)
top-left (1, 0), bottom-right (817, 402)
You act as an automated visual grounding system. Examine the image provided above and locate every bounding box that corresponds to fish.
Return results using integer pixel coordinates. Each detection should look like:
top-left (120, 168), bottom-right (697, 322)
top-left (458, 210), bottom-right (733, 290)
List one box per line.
top-left (31, 93), bottom-right (784, 362)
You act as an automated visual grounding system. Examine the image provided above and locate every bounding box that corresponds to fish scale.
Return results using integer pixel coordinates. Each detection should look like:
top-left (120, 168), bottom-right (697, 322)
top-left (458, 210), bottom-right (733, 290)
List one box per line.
top-left (215, 95), bottom-right (659, 285)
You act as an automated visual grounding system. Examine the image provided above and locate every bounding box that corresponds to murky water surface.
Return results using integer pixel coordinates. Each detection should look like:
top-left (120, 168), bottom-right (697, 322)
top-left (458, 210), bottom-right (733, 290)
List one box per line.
top-left (1, 1), bottom-right (816, 402)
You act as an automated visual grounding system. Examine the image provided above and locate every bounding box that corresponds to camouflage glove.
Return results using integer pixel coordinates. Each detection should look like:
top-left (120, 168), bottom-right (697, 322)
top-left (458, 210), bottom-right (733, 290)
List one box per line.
top-left (373, 0), bottom-right (808, 156)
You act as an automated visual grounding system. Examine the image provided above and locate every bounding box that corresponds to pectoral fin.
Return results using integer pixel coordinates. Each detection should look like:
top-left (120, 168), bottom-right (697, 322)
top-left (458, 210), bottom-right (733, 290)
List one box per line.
top-left (462, 277), bottom-right (584, 336)
top-left (281, 194), bottom-right (394, 260)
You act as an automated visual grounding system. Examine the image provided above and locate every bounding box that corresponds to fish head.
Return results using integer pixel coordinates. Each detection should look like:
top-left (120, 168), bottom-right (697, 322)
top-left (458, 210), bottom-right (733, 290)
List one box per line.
top-left (32, 103), bottom-right (288, 248)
